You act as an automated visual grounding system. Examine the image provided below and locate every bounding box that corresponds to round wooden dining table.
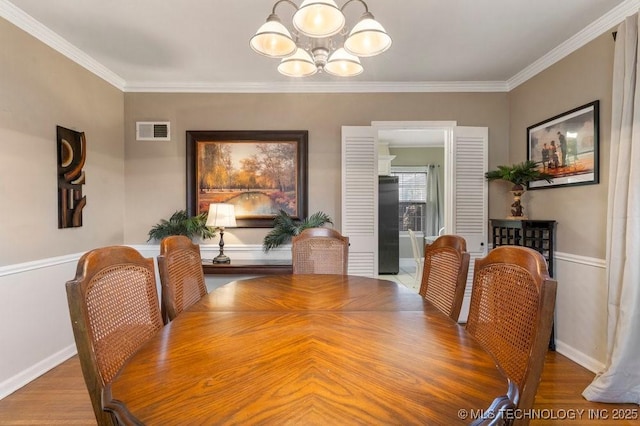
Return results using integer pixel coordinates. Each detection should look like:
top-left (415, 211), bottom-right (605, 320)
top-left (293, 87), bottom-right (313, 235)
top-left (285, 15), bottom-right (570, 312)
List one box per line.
top-left (104, 274), bottom-right (512, 425)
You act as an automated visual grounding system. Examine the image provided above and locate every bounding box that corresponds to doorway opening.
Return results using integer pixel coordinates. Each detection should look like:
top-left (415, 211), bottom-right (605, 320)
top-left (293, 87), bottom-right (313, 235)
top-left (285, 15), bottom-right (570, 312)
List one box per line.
top-left (373, 121), bottom-right (453, 283)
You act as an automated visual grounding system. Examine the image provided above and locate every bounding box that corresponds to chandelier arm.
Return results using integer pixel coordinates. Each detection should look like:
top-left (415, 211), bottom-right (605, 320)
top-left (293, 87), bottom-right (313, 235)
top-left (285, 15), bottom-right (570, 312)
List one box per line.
top-left (271, 0), bottom-right (302, 41)
top-left (340, 0), bottom-right (368, 13)
top-left (272, 0), bottom-right (299, 14)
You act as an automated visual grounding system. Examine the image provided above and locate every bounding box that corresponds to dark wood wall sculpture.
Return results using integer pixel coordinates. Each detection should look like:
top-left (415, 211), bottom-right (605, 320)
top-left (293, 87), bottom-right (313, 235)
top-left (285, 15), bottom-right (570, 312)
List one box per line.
top-left (57, 126), bottom-right (86, 228)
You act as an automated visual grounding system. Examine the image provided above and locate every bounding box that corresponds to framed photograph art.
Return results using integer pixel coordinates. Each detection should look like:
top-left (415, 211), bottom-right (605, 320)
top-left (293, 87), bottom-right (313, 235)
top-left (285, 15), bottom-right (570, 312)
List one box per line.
top-left (186, 130), bottom-right (308, 227)
top-left (527, 100), bottom-right (599, 189)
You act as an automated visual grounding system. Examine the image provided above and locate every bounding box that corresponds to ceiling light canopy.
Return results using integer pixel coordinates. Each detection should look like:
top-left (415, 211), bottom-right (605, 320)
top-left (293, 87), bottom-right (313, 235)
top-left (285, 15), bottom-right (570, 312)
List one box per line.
top-left (250, 0), bottom-right (391, 78)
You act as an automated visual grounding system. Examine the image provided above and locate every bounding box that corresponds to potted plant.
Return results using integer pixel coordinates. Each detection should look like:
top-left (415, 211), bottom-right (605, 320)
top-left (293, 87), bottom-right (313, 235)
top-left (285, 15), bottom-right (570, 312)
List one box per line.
top-left (485, 160), bottom-right (552, 219)
top-left (147, 210), bottom-right (216, 242)
top-left (263, 209), bottom-right (333, 252)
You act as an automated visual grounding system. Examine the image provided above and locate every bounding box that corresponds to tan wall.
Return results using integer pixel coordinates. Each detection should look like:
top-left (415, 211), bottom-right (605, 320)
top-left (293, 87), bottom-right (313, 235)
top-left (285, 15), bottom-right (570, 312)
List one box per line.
top-left (0, 18), bottom-right (125, 266)
top-left (124, 92), bottom-right (509, 245)
top-left (390, 146), bottom-right (445, 191)
top-left (508, 32), bottom-right (614, 259)
top-left (391, 146), bottom-right (445, 166)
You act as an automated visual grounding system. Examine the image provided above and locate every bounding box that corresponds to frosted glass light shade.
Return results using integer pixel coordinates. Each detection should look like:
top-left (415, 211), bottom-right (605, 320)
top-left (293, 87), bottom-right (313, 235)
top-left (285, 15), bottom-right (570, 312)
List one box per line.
top-left (344, 16), bottom-right (392, 57)
top-left (250, 17), bottom-right (297, 58)
top-left (278, 48), bottom-right (318, 77)
top-left (293, 0), bottom-right (345, 37)
top-left (324, 48), bottom-right (363, 77)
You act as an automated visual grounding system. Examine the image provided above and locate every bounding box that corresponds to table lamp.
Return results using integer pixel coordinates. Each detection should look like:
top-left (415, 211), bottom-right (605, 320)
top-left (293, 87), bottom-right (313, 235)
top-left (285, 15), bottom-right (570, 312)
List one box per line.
top-left (205, 203), bottom-right (237, 264)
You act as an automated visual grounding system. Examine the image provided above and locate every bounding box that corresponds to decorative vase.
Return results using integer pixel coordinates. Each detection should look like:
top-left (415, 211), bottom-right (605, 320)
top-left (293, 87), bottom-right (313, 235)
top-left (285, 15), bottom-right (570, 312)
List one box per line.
top-left (507, 184), bottom-right (526, 219)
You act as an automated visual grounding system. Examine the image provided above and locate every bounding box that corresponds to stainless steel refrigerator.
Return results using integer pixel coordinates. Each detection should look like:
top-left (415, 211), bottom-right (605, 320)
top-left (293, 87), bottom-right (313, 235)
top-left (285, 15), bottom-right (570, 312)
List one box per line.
top-left (378, 175), bottom-right (399, 274)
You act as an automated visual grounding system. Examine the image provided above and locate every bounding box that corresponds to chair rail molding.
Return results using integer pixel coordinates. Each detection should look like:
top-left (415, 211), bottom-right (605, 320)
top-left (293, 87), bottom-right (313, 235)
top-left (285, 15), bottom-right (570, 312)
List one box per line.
top-left (130, 244), bottom-right (292, 261)
top-left (0, 253), bottom-right (81, 278)
top-left (555, 251), bottom-right (606, 269)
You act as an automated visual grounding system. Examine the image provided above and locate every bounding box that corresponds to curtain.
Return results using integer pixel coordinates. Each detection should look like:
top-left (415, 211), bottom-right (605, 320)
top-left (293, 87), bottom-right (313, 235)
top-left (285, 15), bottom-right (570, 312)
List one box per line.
top-left (424, 164), bottom-right (442, 236)
top-left (583, 13), bottom-right (640, 404)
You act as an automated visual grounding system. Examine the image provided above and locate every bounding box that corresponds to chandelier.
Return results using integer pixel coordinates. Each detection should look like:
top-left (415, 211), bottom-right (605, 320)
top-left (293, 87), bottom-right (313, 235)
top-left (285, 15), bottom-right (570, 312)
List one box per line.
top-left (250, 0), bottom-right (392, 77)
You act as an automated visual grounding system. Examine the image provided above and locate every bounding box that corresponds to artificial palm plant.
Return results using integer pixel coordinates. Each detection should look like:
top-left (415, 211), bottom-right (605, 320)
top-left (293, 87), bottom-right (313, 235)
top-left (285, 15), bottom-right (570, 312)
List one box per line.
top-left (147, 210), bottom-right (216, 242)
top-left (484, 160), bottom-right (552, 190)
top-left (485, 160), bottom-right (553, 218)
top-left (263, 209), bottom-right (333, 251)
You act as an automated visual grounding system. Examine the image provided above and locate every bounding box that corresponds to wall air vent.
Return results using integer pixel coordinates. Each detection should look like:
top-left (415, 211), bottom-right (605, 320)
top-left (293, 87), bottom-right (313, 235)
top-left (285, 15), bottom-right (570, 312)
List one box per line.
top-left (136, 121), bottom-right (170, 141)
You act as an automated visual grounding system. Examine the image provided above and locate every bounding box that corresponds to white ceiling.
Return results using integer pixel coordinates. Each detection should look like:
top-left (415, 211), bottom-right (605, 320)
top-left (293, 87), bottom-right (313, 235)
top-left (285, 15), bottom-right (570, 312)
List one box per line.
top-left (1, 0), bottom-right (635, 92)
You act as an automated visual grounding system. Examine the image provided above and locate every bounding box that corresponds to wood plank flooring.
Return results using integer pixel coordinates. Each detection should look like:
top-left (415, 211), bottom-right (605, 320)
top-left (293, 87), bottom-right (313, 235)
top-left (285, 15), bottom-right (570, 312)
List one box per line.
top-left (0, 352), bottom-right (637, 425)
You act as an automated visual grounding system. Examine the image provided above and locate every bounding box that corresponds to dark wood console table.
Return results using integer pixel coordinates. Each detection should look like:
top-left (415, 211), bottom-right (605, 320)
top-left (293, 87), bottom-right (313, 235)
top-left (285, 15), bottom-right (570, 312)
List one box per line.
top-left (490, 219), bottom-right (556, 277)
top-left (202, 259), bottom-right (293, 275)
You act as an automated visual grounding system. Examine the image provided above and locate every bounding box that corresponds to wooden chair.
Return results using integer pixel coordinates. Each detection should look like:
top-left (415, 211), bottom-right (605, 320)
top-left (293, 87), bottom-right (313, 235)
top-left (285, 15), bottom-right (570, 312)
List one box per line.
top-left (292, 227), bottom-right (349, 274)
top-left (157, 235), bottom-right (207, 322)
top-left (407, 229), bottom-right (425, 286)
top-left (466, 246), bottom-right (557, 423)
top-left (418, 234), bottom-right (470, 321)
top-left (65, 246), bottom-right (164, 426)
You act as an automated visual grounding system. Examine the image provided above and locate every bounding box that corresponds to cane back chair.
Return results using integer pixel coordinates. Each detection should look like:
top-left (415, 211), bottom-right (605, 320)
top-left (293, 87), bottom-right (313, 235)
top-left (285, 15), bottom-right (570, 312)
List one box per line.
top-left (418, 234), bottom-right (470, 321)
top-left (65, 246), bottom-right (163, 425)
top-left (157, 235), bottom-right (207, 322)
top-left (466, 246), bottom-right (557, 423)
top-left (292, 228), bottom-right (349, 274)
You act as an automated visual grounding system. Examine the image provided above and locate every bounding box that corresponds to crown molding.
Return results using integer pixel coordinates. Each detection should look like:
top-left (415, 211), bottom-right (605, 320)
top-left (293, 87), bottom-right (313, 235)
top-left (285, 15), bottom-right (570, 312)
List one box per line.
top-left (123, 80), bottom-right (509, 93)
top-left (507, 0), bottom-right (640, 90)
top-left (0, 0), bottom-right (126, 90)
top-left (4, 0), bottom-right (638, 94)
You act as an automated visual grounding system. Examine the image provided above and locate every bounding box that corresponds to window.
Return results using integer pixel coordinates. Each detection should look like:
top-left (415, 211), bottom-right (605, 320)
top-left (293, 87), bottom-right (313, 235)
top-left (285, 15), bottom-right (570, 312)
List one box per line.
top-left (391, 168), bottom-right (428, 233)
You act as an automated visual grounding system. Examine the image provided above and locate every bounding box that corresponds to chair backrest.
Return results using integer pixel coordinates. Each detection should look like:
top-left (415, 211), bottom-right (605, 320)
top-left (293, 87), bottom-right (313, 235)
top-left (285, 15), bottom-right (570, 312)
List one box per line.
top-left (466, 246), bottom-right (557, 417)
top-left (157, 235), bottom-right (208, 322)
top-left (418, 234), bottom-right (470, 321)
top-left (407, 229), bottom-right (421, 264)
top-left (65, 246), bottom-right (164, 426)
top-left (292, 227), bottom-right (349, 274)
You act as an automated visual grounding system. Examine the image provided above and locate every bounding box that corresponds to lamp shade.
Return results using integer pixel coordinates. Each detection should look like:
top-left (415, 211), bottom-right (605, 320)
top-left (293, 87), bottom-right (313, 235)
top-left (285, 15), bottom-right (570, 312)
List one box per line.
top-left (293, 0), bottom-right (345, 38)
top-left (324, 48), bottom-right (363, 77)
top-left (250, 15), bottom-right (297, 58)
top-left (278, 48), bottom-right (318, 77)
top-left (344, 14), bottom-right (392, 57)
top-left (205, 204), bottom-right (237, 228)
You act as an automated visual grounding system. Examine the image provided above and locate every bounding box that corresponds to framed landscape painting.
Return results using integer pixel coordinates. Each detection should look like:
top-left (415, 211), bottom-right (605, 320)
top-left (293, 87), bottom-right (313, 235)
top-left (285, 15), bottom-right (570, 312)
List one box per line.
top-left (527, 100), bottom-right (599, 189)
top-left (186, 130), bottom-right (308, 227)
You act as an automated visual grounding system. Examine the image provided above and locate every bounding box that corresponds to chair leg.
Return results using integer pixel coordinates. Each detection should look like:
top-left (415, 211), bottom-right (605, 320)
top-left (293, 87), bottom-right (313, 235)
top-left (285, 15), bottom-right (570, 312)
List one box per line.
top-left (415, 261), bottom-right (423, 287)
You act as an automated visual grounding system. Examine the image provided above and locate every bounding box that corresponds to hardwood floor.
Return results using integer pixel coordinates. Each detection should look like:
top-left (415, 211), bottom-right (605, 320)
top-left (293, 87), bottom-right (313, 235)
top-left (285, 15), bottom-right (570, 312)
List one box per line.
top-left (0, 352), bottom-right (637, 425)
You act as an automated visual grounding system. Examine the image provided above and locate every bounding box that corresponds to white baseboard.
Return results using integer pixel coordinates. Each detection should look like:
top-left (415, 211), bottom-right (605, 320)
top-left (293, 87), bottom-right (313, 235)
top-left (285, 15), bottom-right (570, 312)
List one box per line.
top-left (555, 340), bottom-right (606, 374)
top-left (0, 344), bottom-right (77, 400)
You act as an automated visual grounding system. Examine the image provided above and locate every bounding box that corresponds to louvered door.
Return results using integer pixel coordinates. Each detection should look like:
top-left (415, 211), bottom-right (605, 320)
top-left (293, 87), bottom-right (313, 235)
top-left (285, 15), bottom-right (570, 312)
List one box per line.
top-left (341, 126), bottom-right (378, 277)
top-left (451, 126), bottom-right (488, 321)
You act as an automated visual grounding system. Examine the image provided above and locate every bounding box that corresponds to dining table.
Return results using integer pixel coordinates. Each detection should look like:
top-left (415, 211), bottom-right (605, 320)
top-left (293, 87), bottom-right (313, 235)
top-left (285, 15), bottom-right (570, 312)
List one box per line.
top-left (104, 274), bottom-right (514, 425)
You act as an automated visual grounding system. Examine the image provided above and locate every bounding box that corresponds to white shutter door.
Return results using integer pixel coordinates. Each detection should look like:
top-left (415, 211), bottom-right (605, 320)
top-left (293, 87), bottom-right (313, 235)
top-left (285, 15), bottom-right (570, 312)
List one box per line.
top-left (341, 126), bottom-right (378, 277)
top-left (452, 126), bottom-right (488, 322)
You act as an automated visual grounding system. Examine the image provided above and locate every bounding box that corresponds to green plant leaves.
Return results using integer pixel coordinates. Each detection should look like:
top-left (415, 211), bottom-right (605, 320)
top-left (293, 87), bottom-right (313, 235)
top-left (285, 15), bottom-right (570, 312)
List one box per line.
top-left (263, 209), bottom-right (333, 252)
top-left (147, 210), bottom-right (216, 242)
top-left (485, 160), bottom-right (552, 186)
